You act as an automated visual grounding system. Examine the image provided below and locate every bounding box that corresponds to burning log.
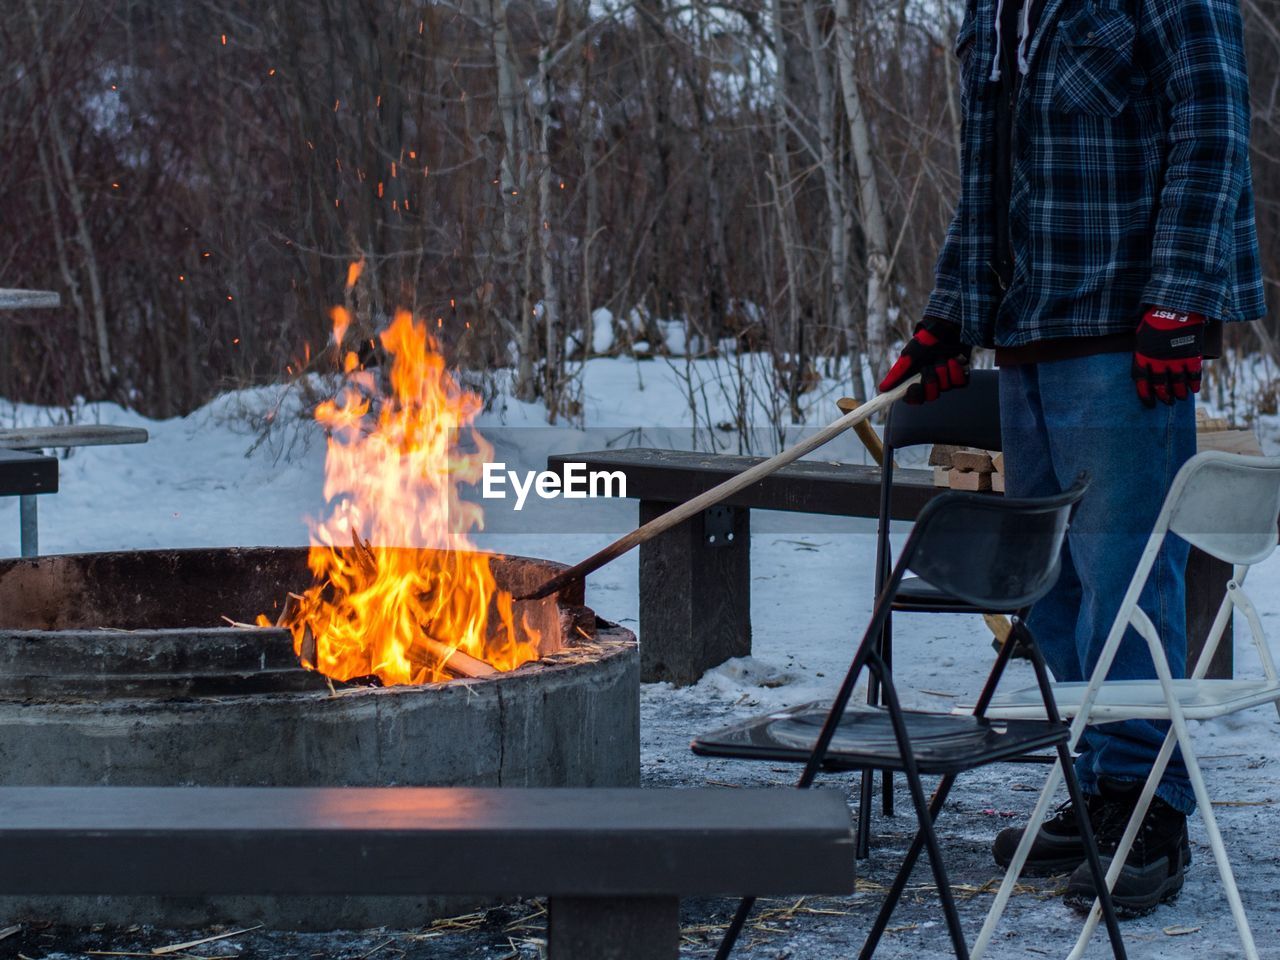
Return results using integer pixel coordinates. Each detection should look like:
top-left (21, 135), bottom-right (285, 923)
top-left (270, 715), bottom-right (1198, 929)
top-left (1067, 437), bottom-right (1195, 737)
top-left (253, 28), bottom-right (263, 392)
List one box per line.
top-left (408, 639), bottom-right (498, 680)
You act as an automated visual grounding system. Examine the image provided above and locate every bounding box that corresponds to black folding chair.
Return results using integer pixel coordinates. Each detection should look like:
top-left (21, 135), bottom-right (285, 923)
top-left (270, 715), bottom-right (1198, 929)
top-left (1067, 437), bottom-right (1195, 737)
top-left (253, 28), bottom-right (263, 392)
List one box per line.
top-left (863, 369), bottom-right (1005, 855)
top-left (692, 478), bottom-right (1127, 960)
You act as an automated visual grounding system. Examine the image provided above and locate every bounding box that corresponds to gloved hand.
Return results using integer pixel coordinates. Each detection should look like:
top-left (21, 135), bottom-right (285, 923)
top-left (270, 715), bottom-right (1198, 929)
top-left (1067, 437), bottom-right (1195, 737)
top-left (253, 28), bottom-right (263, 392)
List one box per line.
top-left (879, 317), bottom-right (972, 404)
top-left (1133, 307), bottom-right (1204, 407)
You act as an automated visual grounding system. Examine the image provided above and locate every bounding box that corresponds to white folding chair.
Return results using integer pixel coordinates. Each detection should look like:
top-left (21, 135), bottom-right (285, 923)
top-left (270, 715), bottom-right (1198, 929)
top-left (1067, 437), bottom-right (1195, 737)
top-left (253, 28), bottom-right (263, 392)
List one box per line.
top-left (967, 450), bottom-right (1280, 960)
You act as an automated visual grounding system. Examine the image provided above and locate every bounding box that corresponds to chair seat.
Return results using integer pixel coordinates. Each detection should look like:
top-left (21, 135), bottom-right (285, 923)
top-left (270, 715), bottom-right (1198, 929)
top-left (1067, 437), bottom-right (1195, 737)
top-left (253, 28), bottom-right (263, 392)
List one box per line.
top-left (893, 575), bottom-right (990, 613)
top-left (691, 702), bottom-right (1068, 775)
top-left (970, 679), bottom-right (1280, 722)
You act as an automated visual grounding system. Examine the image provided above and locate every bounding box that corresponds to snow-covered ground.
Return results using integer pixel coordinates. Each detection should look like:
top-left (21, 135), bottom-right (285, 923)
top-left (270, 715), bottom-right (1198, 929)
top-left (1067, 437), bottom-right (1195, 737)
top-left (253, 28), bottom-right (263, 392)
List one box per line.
top-left (3, 353), bottom-right (1280, 959)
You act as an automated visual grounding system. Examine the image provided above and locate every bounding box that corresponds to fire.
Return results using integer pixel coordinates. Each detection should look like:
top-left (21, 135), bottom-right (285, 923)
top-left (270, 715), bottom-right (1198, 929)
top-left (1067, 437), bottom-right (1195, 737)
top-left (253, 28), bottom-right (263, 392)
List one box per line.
top-left (263, 297), bottom-right (540, 685)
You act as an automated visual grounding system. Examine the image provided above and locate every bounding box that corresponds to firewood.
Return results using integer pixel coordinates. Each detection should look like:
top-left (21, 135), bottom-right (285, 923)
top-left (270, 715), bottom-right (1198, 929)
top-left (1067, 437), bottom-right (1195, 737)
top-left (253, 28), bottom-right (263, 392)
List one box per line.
top-left (929, 444), bottom-right (960, 467)
top-left (933, 466), bottom-right (951, 488)
top-left (948, 468), bottom-right (991, 491)
top-left (1196, 429), bottom-right (1263, 456)
top-left (350, 528), bottom-right (378, 577)
top-left (951, 449), bottom-right (994, 473)
top-left (991, 472), bottom-right (1005, 493)
top-left (992, 452), bottom-right (1004, 474)
top-left (408, 638), bottom-right (498, 679)
top-left (300, 625), bottom-right (318, 669)
top-left (219, 616), bottom-right (261, 630)
top-left (278, 592), bottom-right (306, 627)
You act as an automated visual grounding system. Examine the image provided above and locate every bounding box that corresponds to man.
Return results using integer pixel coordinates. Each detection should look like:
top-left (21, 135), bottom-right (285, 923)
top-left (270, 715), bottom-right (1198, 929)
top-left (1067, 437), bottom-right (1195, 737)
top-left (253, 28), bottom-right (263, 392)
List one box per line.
top-left (879, 0), bottom-right (1264, 917)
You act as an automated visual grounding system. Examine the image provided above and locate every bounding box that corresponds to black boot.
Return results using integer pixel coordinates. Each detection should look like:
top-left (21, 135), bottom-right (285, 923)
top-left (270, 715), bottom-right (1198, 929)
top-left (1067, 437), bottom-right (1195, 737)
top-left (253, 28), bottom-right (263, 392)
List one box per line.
top-left (992, 793), bottom-right (1114, 876)
top-left (1063, 783), bottom-right (1190, 919)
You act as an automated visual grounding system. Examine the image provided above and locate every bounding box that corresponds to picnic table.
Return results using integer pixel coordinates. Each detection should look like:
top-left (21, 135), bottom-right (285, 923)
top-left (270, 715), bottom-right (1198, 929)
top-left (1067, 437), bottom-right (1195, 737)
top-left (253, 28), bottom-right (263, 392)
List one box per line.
top-left (0, 289), bottom-right (61, 310)
top-left (547, 449), bottom-right (1233, 684)
top-left (0, 289), bottom-right (149, 555)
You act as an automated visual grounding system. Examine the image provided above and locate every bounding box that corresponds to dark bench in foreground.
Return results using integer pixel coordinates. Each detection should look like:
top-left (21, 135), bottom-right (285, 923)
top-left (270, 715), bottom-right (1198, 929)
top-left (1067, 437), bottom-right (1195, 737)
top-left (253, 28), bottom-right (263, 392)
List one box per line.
top-left (0, 785), bottom-right (855, 959)
top-left (547, 448), bottom-right (1233, 684)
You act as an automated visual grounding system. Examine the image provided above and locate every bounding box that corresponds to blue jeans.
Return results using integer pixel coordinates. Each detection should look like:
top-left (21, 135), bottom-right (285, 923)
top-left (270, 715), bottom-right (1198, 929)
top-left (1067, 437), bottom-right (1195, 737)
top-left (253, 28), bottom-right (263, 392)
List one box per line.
top-left (1000, 352), bottom-right (1196, 814)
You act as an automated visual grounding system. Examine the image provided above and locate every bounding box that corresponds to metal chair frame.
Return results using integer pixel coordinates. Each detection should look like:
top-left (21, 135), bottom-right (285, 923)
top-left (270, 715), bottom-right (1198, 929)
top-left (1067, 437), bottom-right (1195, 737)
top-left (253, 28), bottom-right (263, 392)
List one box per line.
top-left (700, 481), bottom-right (1126, 960)
top-left (975, 451), bottom-right (1280, 960)
top-left (862, 369), bottom-right (1005, 855)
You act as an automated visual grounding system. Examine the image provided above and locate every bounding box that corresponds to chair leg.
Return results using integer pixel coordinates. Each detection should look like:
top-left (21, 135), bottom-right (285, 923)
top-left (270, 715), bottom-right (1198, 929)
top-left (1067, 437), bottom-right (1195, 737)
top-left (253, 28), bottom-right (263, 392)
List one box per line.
top-left (876, 671), bottom-right (969, 960)
top-left (882, 618), bottom-right (895, 818)
top-left (713, 897), bottom-right (755, 960)
top-left (1068, 722), bottom-right (1260, 960)
top-left (717, 591), bottom-right (897, 959)
top-left (859, 772), bottom-right (959, 960)
top-left (1056, 743), bottom-right (1127, 960)
top-left (970, 758), bottom-right (1065, 960)
top-left (1177, 733), bottom-right (1260, 960)
top-left (1119, 607), bottom-right (1258, 960)
top-left (858, 614), bottom-right (893, 857)
top-left (1002, 616), bottom-right (1128, 958)
top-left (856, 766), bottom-right (875, 859)
top-left (1067, 731), bottom-right (1174, 960)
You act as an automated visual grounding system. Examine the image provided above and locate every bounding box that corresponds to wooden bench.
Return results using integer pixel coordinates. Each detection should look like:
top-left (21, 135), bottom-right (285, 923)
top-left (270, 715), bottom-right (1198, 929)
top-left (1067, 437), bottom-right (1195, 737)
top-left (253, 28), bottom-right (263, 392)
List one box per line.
top-left (0, 786), bottom-right (855, 958)
top-left (0, 425), bottom-right (148, 556)
top-left (547, 449), bottom-right (1233, 684)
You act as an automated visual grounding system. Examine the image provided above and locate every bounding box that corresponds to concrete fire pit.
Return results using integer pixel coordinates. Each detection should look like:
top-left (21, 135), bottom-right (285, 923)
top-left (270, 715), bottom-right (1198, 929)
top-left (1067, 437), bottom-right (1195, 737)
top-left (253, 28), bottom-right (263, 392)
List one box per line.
top-left (0, 547), bottom-right (638, 928)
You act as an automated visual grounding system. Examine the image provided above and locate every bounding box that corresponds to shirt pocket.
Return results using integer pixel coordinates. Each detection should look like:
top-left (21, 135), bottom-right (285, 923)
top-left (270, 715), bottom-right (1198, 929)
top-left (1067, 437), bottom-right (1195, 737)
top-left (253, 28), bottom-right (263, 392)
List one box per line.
top-left (1051, 8), bottom-right (1136, 117)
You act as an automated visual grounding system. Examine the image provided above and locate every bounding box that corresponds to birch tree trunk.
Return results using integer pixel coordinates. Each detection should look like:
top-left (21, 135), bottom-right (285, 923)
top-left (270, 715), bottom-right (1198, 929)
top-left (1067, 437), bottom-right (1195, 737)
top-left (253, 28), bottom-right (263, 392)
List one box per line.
top-left (943, 8), bottom-right (963, 167)
top-left (490, 0), bottom-right (536, 399)
top-left (27, 0), bottom-right (112, 390)
top-left (535, 43), bottom-right (564, 421)
top-left (35, 134), bottom-right (96, 392)
top-left (800, 0), bottom-right (854, 349)
top-left (768, 0), bottom-right (806, 413)
top-left (834, 0), bottom-right (892, 376)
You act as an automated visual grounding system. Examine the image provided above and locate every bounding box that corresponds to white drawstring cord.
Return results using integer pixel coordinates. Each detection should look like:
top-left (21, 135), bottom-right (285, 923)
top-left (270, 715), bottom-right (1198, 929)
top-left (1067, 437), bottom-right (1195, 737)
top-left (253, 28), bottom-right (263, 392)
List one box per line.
top-left (990, 0), bottom-right (1005, 81)
top-left (990, 0), bottom-right (1034, 82)
top-left (1016, 0), bottom-right (1032, 74)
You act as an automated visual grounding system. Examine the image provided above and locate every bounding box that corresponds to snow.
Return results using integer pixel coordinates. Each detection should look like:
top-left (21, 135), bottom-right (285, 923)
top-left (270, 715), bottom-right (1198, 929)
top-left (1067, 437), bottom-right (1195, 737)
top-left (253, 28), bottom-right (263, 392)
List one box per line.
top-left (591, 307), bottom-right (615, 354)
top-left (3, 354), bottom-right (1280, 958)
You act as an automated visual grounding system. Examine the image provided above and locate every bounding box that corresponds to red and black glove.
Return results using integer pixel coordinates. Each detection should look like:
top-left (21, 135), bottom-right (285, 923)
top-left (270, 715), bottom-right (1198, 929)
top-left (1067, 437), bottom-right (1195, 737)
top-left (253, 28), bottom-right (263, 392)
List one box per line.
top-left (879, 317), bottom-right (972, 405)
top-left (1133, 307), bottom-right (1204, 407)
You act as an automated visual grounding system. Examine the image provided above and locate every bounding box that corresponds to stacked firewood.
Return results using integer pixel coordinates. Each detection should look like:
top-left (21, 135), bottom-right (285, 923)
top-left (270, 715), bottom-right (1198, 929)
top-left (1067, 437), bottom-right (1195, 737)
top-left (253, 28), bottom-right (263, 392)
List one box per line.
top-left (1195, 408), bottom-right (1264, 456)
top-left (928, 413), bottom-right (1260, 494)
top-left (930, 446), bottom-right (1004, 493)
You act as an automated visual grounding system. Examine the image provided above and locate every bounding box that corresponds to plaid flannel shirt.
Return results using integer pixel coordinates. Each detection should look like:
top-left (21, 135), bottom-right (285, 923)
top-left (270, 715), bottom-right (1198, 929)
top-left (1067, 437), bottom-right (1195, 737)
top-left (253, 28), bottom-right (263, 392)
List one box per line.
top-left (927, 0), bottom-right (1267, 348)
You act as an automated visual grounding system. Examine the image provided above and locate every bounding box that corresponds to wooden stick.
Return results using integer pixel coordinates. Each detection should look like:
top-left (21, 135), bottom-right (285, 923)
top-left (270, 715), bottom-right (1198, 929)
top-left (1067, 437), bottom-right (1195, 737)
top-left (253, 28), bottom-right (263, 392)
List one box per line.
top-left (516, 378), bottom-right (918, 601)
top-left (408, 637), bottom-right (498, 679)
top-left (151, 925), bottom-right (264, 956)
top-left (984, 612), bottom-right (1013, 646)
top-left (836, 396), bottom-right (892, 467)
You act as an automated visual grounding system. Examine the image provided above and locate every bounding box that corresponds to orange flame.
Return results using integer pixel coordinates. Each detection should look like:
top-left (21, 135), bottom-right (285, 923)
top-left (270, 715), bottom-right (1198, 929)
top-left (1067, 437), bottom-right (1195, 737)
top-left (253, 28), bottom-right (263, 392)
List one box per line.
top-left (266, 304), bottom-right (539, 685)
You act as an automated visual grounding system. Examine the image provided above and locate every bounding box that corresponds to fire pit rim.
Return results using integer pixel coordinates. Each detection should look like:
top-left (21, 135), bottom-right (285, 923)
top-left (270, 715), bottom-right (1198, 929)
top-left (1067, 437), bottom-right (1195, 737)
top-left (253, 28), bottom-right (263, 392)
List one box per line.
top-left (0, 546), bottom-right (614, 703)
